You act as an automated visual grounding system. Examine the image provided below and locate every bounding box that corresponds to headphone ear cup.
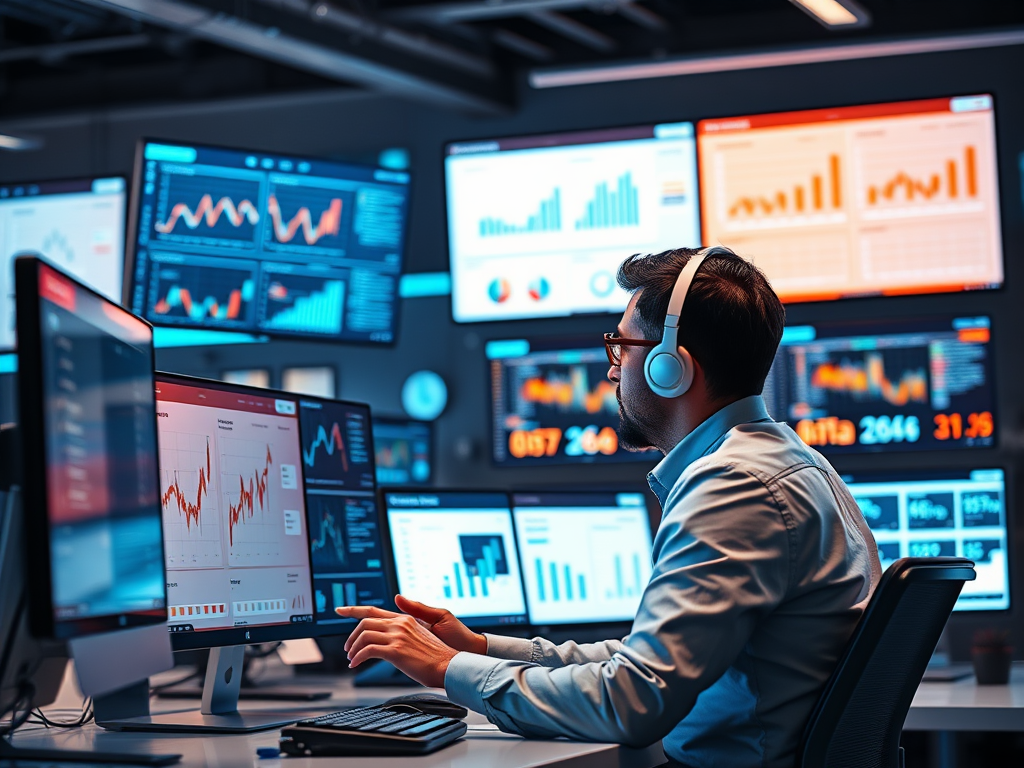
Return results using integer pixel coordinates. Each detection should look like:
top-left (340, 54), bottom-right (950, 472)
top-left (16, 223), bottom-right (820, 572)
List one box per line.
top-left (644, 344), bottom-right (695, 398)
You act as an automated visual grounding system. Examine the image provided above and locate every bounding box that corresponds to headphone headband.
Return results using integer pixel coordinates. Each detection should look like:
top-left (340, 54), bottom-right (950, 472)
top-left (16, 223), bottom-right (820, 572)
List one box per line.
top-left (663, 252), bottom-right (708, 329)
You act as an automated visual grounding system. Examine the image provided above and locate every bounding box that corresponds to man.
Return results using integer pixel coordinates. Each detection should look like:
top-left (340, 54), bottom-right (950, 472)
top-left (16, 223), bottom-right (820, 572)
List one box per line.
top-left (337, 246), bottom-right (880, 768)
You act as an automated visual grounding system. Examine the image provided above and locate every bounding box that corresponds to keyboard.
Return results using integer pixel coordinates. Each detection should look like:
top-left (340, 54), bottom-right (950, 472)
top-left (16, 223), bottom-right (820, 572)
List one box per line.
top-left (279, 706), bottom-right (468, 757)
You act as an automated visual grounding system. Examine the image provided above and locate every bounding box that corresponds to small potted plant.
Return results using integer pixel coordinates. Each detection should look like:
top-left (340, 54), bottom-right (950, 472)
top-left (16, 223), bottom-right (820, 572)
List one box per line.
top-left (971, 629), bottom-right (1013, 685)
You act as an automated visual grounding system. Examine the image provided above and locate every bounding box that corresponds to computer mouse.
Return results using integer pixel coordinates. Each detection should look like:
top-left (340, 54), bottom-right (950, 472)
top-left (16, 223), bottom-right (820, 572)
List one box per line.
top-left (382, 692), bottom-right (469, 720)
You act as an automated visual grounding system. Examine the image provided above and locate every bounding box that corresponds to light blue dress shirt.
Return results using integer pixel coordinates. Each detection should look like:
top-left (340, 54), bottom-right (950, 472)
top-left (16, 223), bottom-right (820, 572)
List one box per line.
top-left (445, 395), bottom-right (880, 768)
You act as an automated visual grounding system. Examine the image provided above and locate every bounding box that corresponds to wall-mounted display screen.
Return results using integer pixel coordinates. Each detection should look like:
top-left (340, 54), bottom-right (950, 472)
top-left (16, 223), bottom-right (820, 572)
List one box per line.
top-left (128, 140), bottom-right (410, 344)
top-left (1, 177), bottom-right (126, 350)
top-left (512, 492), bottom-right (652, 626)
top-left (382, 491), bottom-right (528, 628)
top-left (843, 468), bottom-right (1009, 611)
top-left (446, 123), bottom-right (700, 323)
top-left (763, 316), bottom-right (995, 454)
top-left (372, 417), bottom-right (432, 486)
top-left (488, 337), bottom-right (660, 467)
top-left (698, 95), bottom-right (1003, 302)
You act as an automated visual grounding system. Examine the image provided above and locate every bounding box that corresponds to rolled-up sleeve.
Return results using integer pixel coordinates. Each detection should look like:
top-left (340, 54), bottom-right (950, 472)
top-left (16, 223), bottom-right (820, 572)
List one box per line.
top-left (443, 461), bottom-right (791, 747)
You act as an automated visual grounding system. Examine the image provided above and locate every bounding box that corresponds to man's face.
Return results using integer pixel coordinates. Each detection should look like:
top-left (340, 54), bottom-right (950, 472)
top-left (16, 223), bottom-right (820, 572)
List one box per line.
top-left (608, 291), bottom-right (664, 453)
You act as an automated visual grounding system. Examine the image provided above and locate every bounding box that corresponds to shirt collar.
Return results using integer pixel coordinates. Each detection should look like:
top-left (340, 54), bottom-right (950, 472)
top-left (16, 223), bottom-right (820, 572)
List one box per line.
top-left (647, 395), bottom-right (772, 505)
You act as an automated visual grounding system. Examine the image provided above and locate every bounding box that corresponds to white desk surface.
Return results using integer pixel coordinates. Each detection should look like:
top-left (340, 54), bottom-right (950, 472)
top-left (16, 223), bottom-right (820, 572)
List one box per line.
top-left (6, 666), bottom-right (666, 768)
top-left (905, 664), bottom-right (1024, 732)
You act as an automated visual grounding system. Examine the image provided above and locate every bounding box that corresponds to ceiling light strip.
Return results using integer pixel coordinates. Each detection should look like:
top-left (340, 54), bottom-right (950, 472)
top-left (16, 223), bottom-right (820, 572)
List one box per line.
top-left (530, 28), bottom-right (1024, 89)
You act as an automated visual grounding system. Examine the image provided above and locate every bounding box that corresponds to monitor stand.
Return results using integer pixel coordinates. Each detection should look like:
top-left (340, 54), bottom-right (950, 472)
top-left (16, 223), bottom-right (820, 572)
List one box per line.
top-left (98, 645), bottom-right (316, 733)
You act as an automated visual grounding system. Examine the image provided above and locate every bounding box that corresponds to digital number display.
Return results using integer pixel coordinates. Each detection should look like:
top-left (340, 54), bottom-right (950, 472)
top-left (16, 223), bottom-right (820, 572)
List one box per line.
top-left (844, 469), bottom-right (1009, 611)
top-left (763, 316), bottom-right (996, 454)
top-left (489, 338), bottom-right (659, 467)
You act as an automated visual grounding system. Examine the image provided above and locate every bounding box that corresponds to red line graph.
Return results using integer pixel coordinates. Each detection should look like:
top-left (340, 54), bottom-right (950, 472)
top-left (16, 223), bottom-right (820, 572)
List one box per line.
top-left (156, 194), bottom-right (260, 234)
top-left (268, 195), bottom-right (343, 245)
top-left (303, 422), bottom-right (349, 471)
top-left (162, 438), bottom-right (211, 533)
top-left (228, 444), bottom-right (273, 547)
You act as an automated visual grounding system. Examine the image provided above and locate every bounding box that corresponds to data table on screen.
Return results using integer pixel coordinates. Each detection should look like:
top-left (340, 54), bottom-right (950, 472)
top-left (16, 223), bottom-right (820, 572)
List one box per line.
top-left (845, 469), bottom-right (1009, 611)
top-left (697, 95), bottom-right (1003, 303)
top-left (446, 123), bottom-right (700, 322)
top-left (513, 495), bottom-right (653, 625)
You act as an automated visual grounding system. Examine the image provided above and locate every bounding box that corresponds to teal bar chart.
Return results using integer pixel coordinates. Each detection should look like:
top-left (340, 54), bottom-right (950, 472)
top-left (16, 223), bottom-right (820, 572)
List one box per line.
top-left (479, 189), bottom-right (562, 237)
top-left (575, 172), bottom-right (639, 230)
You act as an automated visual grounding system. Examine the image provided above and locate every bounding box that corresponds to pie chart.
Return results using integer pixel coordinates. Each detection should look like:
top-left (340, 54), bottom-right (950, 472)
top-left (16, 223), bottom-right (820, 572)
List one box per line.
top-left (488, 278), bottom-right (512, 303)
top-left (528, 277), bottom-right (550, 302)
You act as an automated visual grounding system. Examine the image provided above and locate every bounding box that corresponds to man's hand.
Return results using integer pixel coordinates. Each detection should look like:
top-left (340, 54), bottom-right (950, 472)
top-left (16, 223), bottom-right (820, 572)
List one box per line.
top-left (333, 605), bottom-right (459, 688)
top-left (394, 595), bottom-right (488, 655)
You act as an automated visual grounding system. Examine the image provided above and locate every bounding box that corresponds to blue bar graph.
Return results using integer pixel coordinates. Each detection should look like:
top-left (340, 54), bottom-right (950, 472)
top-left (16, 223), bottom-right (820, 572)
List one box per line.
top-left (575, 172), bottom-right (639, 230)
top-left (550, 562), bottom-right (560, 601)
top-left (533, 558), bottom-right (588, 603)
top-left (264, 279), bottom-right (344, 334)
top-left (479, 189), bottom-right (562, 237)
top-left (450, 536), bottom-right (507, 599)
top-left (536, 559), bottom-right (546, 601)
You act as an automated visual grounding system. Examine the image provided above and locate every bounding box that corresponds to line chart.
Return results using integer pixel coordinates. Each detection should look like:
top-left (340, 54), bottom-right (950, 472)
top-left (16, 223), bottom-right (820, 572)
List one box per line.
top-left (303, 422), bottom-right (349, 471)
top-left (268, 195), bottom-right (343, 245)
top-left (156, 194), bottom-right (260, 234)
top-left (226, 443), bottom-right (273, 548)
top-left (162, 437), bottom-right (211, 533)
top-left (160, 430), bottom-right (222, 567)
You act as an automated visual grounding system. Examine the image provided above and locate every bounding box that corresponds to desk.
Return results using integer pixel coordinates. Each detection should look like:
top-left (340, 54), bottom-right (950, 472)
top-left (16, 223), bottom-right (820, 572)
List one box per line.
top-left (905, 664), bottom-right (1024, 732)
top-left (6, 669), bottom-right (666, 768)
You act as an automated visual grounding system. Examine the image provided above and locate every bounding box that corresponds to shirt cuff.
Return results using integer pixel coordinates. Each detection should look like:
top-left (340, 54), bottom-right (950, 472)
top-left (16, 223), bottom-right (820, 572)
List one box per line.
top-left (483, 634), bottom-right (536, 661)
top-left (444, 651), bottom-right (501, 713)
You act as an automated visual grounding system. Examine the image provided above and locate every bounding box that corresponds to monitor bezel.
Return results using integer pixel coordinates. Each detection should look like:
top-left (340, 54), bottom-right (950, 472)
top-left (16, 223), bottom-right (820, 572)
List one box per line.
top-left (838, 464), bottom-right (1012, 614)
top-left (1, 174), bottom-right (129, 354)
top-left (124, 137), bottom-right (411, 347)
top-left (153, 371), bottom-right (381, 649)
top-left (486, 333), bottom-right (663, 468)
top-left (371, 415), bottom-right (434, 487)
top-left (442, 120), bottom-right (699, 326)
top-left (14, 255), bottom-right (168, 640)
top-left (510, 489), bottom-right (653, 630)
top-left (377, 486), bottom-right (530, 630)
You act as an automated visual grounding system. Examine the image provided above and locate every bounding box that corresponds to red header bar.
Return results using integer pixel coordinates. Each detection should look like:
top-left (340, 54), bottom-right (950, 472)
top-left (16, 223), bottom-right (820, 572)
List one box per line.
top-left (40, 264), bottom-right (76, 312)
top-left (698, 97), bottom-right (966, 135)
top-left (155, 379), bottom-right (297, 419)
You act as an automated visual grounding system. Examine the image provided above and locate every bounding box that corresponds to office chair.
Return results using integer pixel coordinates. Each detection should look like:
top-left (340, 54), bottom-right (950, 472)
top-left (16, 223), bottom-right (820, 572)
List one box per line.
top-left (797, 557), bottom-right (976, 768)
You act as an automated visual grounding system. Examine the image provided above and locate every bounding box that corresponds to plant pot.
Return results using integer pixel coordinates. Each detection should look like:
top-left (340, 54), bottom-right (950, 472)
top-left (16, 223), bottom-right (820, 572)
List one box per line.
top-left (971, 647), bottom-right (1012, 685)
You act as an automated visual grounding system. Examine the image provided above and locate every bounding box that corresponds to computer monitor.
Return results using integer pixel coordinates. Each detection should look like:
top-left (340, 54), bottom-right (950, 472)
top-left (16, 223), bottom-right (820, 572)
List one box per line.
top-left (445, 122), bottom-right (699, 323)
top-left (381, 490), bottom-right (528, 628)
top-left (372, 417), bottom-right (433, 486)
top-left (842, 468), bottom-right (1009, 611)
top-left (697, 94), bottom-right (1003, 303)
top-left (1, 176), bottom-right (126, 350)
top-left (762, 315), bottom-right (996, 454)
top-left (488, 336), bottom-right (660, 466)
top-left (5, 256), bottom-right (177, 762)
top-left (511, 492), bottom-right (653, 627)
top-left (126, 140), bottom-right (411, 344)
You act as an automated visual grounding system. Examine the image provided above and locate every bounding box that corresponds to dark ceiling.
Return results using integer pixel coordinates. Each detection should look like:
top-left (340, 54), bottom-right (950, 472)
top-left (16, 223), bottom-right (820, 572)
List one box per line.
top-left (1, 0), bottom-right (1023, 119)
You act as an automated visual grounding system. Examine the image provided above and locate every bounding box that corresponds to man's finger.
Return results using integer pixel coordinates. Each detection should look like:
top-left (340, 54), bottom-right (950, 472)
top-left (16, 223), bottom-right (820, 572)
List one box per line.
top-left (335, 605), bottom-right (400, 621)
top-left (347, 630), bottom-right (392, 662)
top-left (343, 618), bottom-right (397, 652)
top-left (395, 594), bottom-right (447, 623)
top-left (349, 644), bottom-right (393, 669)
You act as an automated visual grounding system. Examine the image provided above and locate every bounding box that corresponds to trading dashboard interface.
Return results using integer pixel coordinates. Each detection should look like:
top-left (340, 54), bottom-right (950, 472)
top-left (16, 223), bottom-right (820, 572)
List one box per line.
top-left (298, 397), bottom-right (390, 629)
top-left (698, 95), bottom-right (1003, 303)
top-left (383, 491), bottom-right (528, 628)
top-left (33, 263), bottom-right (165, 636)
top-left (446, 123), bottom-right (700, 322)
top-left (372, 417), bottom-right (432, 486)
top-left (153, 377), bottom-right (314, 632)
top-left (512, 492), bottom-right (653, 626)
top-left (489, 337), bottom-right (661, 466)
top-left (844, 469), bottom-right (1009, 611)
top-left (1, 177), bottom-right (125, 350)
top-left (129, 141), bottom-right (411, 343)
top-left (763, 316), bottom-right (996, 454)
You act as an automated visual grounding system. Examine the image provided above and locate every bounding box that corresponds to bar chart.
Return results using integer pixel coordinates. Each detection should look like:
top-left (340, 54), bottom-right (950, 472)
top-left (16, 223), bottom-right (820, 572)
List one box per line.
top-left (479, 188), bottom-right (561, 237)
top-left (442, 535), bottom-right (508, 599)
top-left (513, 501), bottom-right (653, 625)
top-left (574, 172), bottom-right (640, 230)
top-left (261, 272), bottom-right (345, 335)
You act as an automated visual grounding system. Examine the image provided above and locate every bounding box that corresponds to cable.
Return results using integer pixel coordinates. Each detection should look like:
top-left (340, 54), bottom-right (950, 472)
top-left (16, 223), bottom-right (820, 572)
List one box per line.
top-left (28, 698), bottom-right (93, 729)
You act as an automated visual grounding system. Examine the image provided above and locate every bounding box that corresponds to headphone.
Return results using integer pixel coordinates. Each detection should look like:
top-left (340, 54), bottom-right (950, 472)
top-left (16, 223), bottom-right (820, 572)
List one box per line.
top-left (643, 247), bottom-right (730, 398)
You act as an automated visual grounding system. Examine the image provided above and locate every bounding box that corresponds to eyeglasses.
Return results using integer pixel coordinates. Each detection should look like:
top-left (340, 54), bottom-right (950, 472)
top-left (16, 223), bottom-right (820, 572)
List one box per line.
top-left (603, 332), bottom-right (658, 366)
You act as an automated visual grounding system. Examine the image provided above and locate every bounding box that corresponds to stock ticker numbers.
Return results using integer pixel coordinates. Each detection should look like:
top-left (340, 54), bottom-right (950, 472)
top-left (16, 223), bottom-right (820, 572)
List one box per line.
top-left (490, 339), bottom-right (658, 467)
top-left (130, 142), bottom-right (410, 343)
top-left (763, 316), bottom-right (996, 454)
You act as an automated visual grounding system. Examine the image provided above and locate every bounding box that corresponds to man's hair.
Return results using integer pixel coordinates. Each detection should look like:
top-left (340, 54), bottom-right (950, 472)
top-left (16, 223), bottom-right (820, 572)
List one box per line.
top-left (616, 246), bottom-right (785, 401)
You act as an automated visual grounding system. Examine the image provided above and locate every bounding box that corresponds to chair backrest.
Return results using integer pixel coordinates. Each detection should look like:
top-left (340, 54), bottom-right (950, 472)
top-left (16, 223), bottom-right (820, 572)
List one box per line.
top-left (797, 557), bottom-right (975, 768)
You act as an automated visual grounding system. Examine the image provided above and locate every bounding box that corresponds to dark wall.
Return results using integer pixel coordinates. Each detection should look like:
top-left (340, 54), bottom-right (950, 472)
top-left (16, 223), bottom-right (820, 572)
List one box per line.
top-left (3, 43), bottom-right (1024, 653)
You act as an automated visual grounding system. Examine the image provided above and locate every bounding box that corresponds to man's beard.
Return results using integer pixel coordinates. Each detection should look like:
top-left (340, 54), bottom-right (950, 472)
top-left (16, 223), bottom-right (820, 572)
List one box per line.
top-left (616, 387), bottom-right (660, 453)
